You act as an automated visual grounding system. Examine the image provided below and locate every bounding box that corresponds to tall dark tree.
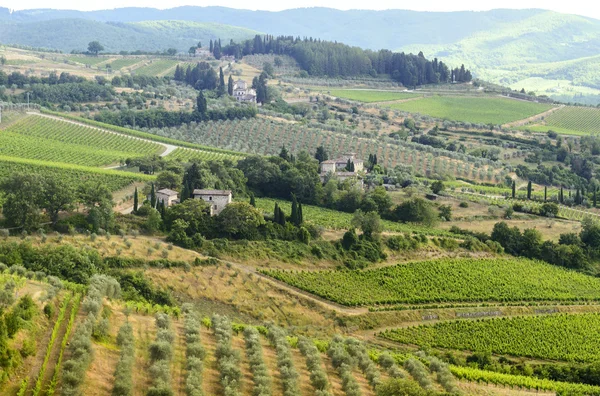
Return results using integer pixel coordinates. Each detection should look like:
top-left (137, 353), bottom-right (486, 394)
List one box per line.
top-left (217, 67), bottom-right (226, 96)
top-left (291, 194), bottom-right (299, 225)
top-left (527, 181), bottom-right (532, 200)
top-left (255, 72), bottom-right (268, 104)
top-left (297, 202), bottom-right (303, 225)
top-left (544, 186), bottom-right (547, 202)
top-left (274, 202), bottom-right (280, 224)
top-left (250, 193), bottom-right (256, 207)
top-left (279, 146), bottom-right (290, 161)
top-left (512, 181), bottom-right (516, 199)
top-left (315, 146), bottom-right (328, 163)
top-left (196, 90), bottom-right (207, 115)
top-left (150, 183), bottom-right (156, 208)
top-left (228, 75), bottom-right (234, 96)
top-left (560, 186), bottom-right (564, 203)
top-left (133, 186), bottom-right (139, 213)
top-left (209, 40), bottom-right (214, 52)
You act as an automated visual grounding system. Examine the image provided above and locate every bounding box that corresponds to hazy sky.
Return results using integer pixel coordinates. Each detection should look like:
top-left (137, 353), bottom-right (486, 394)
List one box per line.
top-left (2, 0), bottom-right (600, 19)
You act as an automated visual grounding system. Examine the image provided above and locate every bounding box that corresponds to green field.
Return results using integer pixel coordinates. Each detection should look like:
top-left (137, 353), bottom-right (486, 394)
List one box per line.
top-left (382, 313), bottom-right (600, 362)
top-left (254, 197), bottom-right (454, 237)
top-left (108, 58), bottom-right (143, 70)
top-left (261, 258), bottom-right (600, 306)
top-left (67, 56), bottom-right (109, 66)
top-left (385, 96), bottom-right (554, 124)
top-left (132, 59), bottom-right (180, 76)
top-left (525, 106), bottom-right (600, 136)
top-left (325, 89), bottom-right (419, 103)
top-left (0, 155), bottom-right (154, 191)
top-left (0, 116), bottom-right (162, 166)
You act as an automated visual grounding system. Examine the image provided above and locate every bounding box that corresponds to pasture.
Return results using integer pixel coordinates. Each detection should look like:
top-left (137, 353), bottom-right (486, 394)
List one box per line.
top-left (384, 96), bottom-right (554, 124)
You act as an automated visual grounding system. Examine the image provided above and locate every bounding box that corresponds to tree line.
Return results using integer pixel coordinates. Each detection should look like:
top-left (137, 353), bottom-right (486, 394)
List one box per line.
top-left (221, 35), bottom-right (472, 86)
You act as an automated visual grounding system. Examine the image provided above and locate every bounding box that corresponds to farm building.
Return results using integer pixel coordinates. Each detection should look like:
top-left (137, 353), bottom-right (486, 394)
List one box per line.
top-left (193, 189), bottom-right (232, 215)
top-left (156, 188), bottom-right (179, 207)
top-left (320, 153), bottom-right (365, 185)
top-left (233, 80), bottom-right (257, 103)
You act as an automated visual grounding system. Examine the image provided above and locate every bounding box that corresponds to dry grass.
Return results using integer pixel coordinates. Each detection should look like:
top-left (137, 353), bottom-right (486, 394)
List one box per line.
top-left (9, 234), bottom-right (201, 262)
top-left (200, 326), bottom-right (223, 395)
top-left (143, 266), bottom-right (336, 336)
top-left (443, 217), bottom-right (581, 241)
top-left (456, 381), bottom-right (554, 395)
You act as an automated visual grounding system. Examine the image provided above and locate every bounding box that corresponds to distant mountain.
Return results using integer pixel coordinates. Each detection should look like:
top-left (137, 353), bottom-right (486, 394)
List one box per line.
top-left (0, 18), bottom-right (260, 53)
top-left (0, 7), bottom-right (552, 50)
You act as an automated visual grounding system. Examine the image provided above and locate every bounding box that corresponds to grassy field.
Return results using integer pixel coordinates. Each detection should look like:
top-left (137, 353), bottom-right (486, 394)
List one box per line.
top-left (324, 89), bottom-right (420, 103)
top-left (108, 58), bottom-right (143, 70)
top-left (132, 59), bottom-right (180, 76)
top-left (0, 115), bottom-right (162, 166)
top-left (262, 257), bottom-right (600, 306)
top-left (382, 313), bottom-right (600, 362)
top-left (524, 106), bottom-right (600, 136)
top-left (67, 55), bottom-right (109, 66)
top-left (253, 197), bottom-right (455, 237)
top-left (385, 96), bottom-right (554, 124)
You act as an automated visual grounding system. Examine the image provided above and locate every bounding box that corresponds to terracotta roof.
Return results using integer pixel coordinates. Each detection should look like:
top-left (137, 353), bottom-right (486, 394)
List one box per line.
top-left (193, 189), bottom-right (232, 196)
top-left (157, 188), bottom-right (179, 196)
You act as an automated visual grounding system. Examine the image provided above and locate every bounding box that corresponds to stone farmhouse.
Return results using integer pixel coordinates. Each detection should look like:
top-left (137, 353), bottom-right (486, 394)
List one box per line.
top-left (194, 48), bottom-right (211, 58)
top-left (320, 153), bottom-right (365, 185)
top-left (156, 188), bottom-right (180, 207)
top-left (193, 189), bottom-right (233, 215)
top-left (233, 80), bottom-right (257, 103)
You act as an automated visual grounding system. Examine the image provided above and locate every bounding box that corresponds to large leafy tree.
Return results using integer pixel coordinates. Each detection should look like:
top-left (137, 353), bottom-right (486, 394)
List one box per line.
top-left (87, 41), bottom-right (104, 56)
top-left (217, 202), bottom-right (264, 239)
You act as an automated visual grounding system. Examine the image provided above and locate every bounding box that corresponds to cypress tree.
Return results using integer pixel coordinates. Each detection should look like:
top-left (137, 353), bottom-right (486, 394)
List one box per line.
top-left (274, 203), bottom-right (280, 224)
top-left (133, 187), bottom-right (139, 213)
top-left (373, 154), bottom-right (378, 165)
top-left (150, 183), bottom-right (156, 208)
top-left (250, 193), bottom-right (256, 207)
top-left (560, 187), bottom-right (564, 203)
top-left (228, 75), bottom-right (234, 96)
top-left (595, 188), bottom-right (598, 208)
top-left (196, 90), bottom-right (207, 115)
top-left (575, 188), bottom-right (581, 205)
top-left (181, 182), bottom-right (189, 203)
top-left (527, 181), bottom-right (532, 200)
top-left (544, 186), bottom-right (547, 202)
top-left (291, 195), bottom-right (298, 225)
top-left (209, 39), bottom-right (213, 52)
top-left (298, 202), bottom-right (303, 225)
top-left (512, 181), bottom-right (516, 199)
top-left (279, 207), bottom-right (286, 226)
top-left (217, 67), bottom-right (226, 96)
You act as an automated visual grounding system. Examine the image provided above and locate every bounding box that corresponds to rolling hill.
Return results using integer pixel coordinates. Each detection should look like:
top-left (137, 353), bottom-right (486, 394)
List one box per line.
top-left (0, 18), bottom-right (260, 53)
top-left (2, 6), bottom-right (600, 103)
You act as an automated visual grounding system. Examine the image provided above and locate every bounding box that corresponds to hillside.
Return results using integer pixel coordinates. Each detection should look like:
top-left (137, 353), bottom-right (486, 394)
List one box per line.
top-left (0, 18), bottom-right (260, 53)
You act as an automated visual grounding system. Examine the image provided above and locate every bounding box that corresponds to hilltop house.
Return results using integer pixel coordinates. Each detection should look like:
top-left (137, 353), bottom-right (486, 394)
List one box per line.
top-left (193, 189), bottom-right (232, 215)
top-left (233, 80), bottom-right (257, 103)
top-left (320, 153), bottom-right (365, 185)
top-left (194, 47), bottom-right (212, 58)
top-left (156, 188), bottom-right (180, 207)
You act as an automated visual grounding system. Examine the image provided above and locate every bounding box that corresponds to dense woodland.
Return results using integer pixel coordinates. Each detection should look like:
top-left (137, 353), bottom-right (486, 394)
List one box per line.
top-left (221, 35), bottom-right (472, 85)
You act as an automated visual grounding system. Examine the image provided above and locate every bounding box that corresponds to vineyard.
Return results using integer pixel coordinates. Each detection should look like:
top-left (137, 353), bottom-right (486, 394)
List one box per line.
top-left (381, 313), bottom-right (600, 362)
top-left (166, 147), bottom-right (245, 163)
top-left (527, 106), bottom-right (600, 135)
top-left (384, 96), bottom-right (554, 125)
top-left (67, 55), bottom-right (108, 66)
top-left (142, 117), bottom-right (505, 181)
top-left (1, 115), bottom-right (162, 166)
top-left (253, 197), bottom-right (456, 237)
top-left (261, 257), bottom-right (600, 306)
top-left (324, 89), bottom-right (420, 103)
top-left (0, 155), bottom-right (154, 192)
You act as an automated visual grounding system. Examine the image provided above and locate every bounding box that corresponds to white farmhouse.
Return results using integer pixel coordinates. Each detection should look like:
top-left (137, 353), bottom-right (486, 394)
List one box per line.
top-left (192, 189), bottom-right (233, 215)
top-left (156, 188), bottom-right (179, 207)
top-left (233, 80), bottom-right (257, 103)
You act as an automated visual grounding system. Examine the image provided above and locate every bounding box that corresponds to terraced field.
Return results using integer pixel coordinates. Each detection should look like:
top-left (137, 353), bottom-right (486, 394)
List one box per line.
top-left (67, 56), bottom-right (109, 66)
top-left (0, 115), bottom-right (162, 166)
top-left (262, 257), bottom-right (600, 306)
top-left (385, 96), bottom-right (554, 124)
top-left (382, 313), bottom-right (600, 362)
